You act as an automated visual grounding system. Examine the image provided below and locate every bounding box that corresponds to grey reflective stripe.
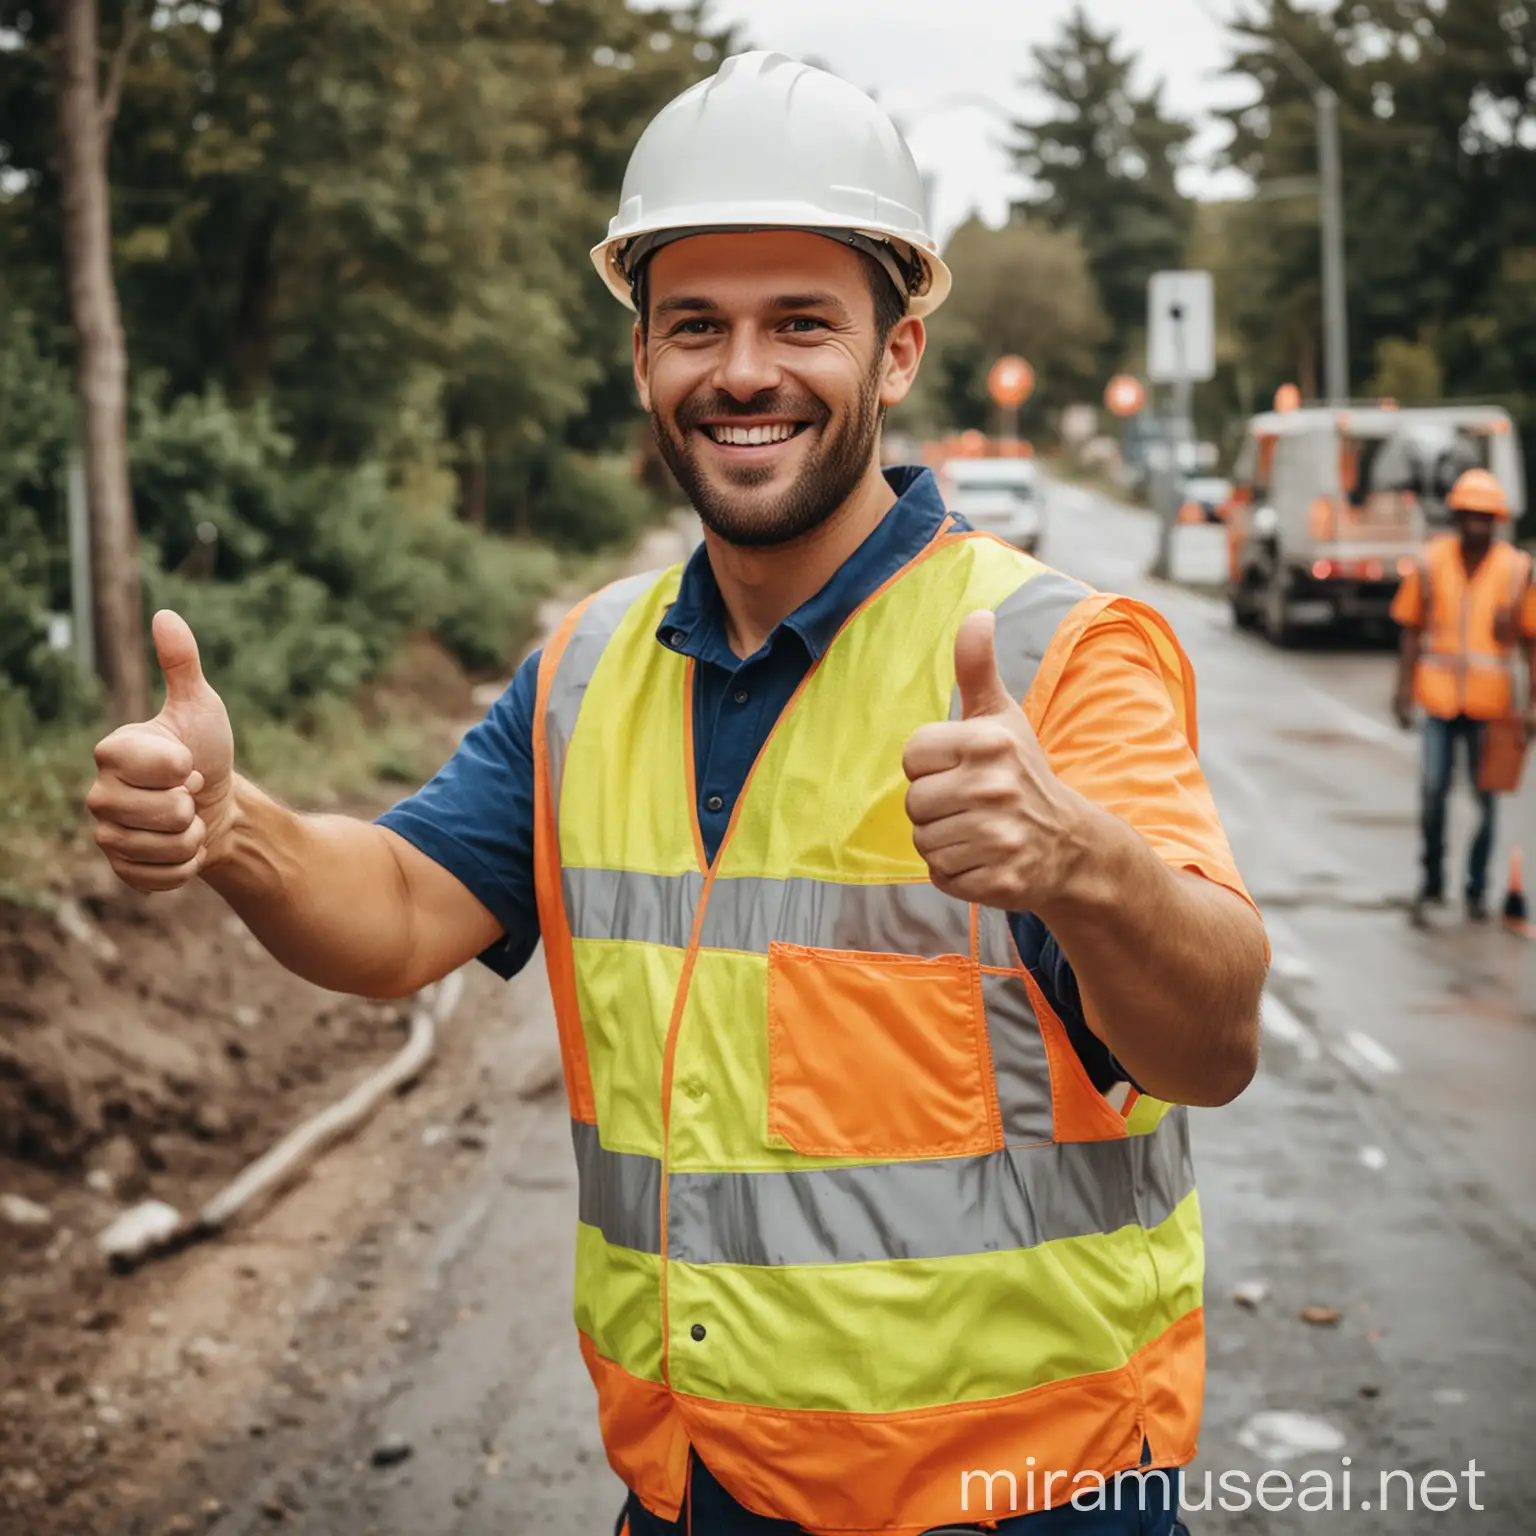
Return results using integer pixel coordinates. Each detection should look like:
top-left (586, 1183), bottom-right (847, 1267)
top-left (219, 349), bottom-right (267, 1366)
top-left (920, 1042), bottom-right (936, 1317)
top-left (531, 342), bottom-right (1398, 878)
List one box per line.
top-left (977, 906), bottom-right (1016, 972)
top-left (571, 1120), bottom-right (661, 1254)
top-left (982, 970), bottom-right (1054, 1146)
top-left (1422, 654), bottom-right (1513, 674)
top-left (992, 569), bottom-right (1094, 703)
top-left (564, 867), bottom-right (702, 950)
top-left (562, 869), bottom-right (974, 956)
top-left (700, 876), bottom-right (971, 956)
top-left (664, 1108), bottom-right (1193, 1267)
top-left (545, 570), bottom-right (665, 813)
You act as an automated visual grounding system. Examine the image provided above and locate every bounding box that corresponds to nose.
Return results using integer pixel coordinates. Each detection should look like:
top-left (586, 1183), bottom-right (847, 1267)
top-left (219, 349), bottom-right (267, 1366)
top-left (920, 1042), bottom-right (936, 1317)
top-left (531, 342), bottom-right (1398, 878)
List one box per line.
top-left (711, 324), bottom-right (782, 402)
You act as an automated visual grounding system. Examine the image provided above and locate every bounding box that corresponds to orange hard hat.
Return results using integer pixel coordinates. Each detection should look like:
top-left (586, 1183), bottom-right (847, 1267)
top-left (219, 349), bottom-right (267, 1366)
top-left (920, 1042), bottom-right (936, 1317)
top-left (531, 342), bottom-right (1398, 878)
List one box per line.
top-left (1447, 468), bottom-right (1511, 519)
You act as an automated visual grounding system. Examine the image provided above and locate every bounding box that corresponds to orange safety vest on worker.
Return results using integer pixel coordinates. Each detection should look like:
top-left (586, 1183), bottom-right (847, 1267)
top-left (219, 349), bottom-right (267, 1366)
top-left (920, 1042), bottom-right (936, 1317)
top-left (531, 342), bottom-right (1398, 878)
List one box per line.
top-left (531, 528), bottom-right (1205, 1536)
top-left (1391, 536), bottom-right (1535, 721)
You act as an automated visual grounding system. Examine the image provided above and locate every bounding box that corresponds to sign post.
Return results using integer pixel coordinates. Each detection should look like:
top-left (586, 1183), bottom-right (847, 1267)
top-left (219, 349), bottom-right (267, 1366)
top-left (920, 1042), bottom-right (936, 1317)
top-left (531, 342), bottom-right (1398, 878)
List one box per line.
top-left (987, 355), bottom-right (1035, 444)
top-left (1146, 271), bottom-right (1215, 579)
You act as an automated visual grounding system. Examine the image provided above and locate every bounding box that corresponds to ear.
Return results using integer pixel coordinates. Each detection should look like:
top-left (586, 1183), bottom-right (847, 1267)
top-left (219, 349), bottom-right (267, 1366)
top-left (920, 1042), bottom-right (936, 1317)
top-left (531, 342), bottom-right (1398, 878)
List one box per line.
top-left (633, 319), bottom-right (651, 412)
top-left (879, 316), bottom-right (926, 410)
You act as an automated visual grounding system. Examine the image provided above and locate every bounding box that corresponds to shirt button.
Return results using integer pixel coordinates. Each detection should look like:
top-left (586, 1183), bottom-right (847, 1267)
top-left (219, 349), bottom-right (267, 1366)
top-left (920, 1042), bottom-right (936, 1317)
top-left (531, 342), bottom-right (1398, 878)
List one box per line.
top-left (667, 629), bottom-right (685, 649)
top-left (705, 793), bottom-right (724, 813)
top-left (733, 689), bottom-right (749, 705)
top-left (690, 1323), bottom-right (707, 1342)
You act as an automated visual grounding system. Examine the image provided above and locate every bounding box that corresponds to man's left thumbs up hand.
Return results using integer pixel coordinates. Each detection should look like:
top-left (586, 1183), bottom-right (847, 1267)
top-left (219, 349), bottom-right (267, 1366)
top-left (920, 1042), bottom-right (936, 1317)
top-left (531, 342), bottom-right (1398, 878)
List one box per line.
top-left (902, 610), bottom-right (1093, 912)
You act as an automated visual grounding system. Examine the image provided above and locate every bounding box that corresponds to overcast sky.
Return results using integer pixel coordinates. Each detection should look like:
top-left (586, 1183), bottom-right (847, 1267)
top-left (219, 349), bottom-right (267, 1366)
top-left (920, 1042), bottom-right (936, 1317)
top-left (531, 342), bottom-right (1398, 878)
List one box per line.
top-left (635, 0), bottom-right (1273, 243)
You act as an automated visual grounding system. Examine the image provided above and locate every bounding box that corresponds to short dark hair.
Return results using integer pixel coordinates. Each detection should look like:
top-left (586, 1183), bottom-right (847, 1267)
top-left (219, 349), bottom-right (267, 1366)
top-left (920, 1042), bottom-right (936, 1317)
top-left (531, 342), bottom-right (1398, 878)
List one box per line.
top-left (636, 250), bottom-right (908, 346)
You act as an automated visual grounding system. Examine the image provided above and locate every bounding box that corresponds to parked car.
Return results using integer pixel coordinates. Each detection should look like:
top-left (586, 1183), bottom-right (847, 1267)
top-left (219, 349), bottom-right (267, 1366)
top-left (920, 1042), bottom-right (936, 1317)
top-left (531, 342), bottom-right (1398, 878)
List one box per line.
top-left (937, 457), bottom-right (1044, 554)
top-left (1178, 475), bottom-right (1232, 524)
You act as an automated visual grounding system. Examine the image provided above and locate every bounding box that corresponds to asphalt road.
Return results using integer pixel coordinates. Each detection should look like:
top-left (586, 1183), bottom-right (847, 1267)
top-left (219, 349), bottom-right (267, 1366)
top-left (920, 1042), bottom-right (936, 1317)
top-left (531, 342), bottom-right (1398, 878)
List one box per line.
top-left (204, 484), bottom-right (1535, 1536)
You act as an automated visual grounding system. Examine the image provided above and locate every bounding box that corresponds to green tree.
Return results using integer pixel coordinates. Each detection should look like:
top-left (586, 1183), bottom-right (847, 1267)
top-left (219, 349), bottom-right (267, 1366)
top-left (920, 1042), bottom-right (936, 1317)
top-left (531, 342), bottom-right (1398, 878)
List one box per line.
top-left (1011, 6), bottom-right (1193, 372)
top-left (897, 216), bottom-right (1109, 438)
top-left (1218, 0), bottom-right (1536, 525)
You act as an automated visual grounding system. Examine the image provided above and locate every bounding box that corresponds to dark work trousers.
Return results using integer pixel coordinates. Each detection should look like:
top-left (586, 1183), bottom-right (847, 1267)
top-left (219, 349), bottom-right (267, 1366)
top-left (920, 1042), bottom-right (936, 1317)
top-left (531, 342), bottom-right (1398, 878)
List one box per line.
top-left (1419, 713), bottom-right (1494, 900)
top-left (617, 1451), bottom-right (1191, 1536)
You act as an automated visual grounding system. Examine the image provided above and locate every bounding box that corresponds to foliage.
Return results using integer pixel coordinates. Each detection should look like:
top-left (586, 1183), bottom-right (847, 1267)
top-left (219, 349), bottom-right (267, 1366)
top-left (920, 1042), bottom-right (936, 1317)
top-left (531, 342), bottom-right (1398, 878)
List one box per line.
top-left (893, 218), bottom-right (1110, 438)
top-left (1215, 0), bottom-right (1536, 504)
top-left (1365, 337), bottom-right (1445, 405)
top-left (1011, 5), bottom-right (1194, 373)
top-left (0, 0), bottom-right (727, 735)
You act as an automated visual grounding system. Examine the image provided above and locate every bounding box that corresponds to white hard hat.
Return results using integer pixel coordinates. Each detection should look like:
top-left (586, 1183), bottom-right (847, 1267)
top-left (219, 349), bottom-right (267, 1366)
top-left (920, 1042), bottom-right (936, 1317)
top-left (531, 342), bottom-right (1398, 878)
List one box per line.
top-left (591, 50), bottom-right (951, 319)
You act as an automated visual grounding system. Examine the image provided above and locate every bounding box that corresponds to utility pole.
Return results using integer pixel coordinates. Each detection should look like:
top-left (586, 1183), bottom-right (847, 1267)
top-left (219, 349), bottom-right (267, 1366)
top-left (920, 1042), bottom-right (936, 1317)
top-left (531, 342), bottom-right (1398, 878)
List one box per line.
top-left (1267, 30), bottom-right (1350, 406)
top-left (1314, 84), bottom-right (1349, 406)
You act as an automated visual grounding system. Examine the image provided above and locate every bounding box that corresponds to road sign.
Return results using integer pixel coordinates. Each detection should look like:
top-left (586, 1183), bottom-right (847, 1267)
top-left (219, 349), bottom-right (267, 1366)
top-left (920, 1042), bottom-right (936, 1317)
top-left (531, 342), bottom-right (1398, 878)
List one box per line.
top-left (987, 355), bottom-right (1035, 408)
top-left (1103, 374), bottom-right (1146, 418)
top-left (1060, 403), bottom-right (1098, 446)
top-left (1147, 271), bottom-right (1215, 383)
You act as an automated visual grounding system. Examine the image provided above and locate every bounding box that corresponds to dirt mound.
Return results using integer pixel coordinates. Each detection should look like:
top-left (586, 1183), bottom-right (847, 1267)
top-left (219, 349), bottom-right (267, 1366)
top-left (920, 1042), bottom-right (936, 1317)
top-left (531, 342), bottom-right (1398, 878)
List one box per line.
top-left (0, 881), bottom-right (406, 1182)
top-left (0, 873), bottom-right (416, 1529)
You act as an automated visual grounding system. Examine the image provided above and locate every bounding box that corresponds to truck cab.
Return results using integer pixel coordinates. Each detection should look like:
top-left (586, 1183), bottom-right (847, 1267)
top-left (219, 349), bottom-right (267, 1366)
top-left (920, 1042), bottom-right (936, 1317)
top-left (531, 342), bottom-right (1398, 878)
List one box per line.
top-left (1225, 405), bottom-right (1524, 644)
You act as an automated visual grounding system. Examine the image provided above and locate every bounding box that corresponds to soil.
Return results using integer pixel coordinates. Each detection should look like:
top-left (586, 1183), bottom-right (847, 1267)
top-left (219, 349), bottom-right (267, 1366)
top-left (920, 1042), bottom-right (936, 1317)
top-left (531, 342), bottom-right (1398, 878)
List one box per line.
top-left (0, 642), bottom-right (512, 1536)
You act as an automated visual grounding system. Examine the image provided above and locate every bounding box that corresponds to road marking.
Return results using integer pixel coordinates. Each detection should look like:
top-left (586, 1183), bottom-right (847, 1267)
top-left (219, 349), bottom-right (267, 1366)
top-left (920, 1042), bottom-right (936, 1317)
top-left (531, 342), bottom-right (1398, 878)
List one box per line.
top-left (1261, 990), bottom-right (1321, 1062)
top-left (1336, 1030), bottom-right (1402, 1075)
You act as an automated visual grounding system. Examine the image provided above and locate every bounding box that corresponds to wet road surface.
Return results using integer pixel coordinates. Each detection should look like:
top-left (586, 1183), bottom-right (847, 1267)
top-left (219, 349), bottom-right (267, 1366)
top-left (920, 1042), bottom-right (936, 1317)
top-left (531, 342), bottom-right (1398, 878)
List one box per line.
top-left (204, 485), bottom-right (1535, 1535)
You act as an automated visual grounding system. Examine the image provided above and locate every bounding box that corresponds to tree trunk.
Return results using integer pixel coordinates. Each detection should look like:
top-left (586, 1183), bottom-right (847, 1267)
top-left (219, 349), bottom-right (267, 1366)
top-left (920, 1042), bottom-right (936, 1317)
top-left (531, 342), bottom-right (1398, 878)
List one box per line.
top-left (229, 206), bottom-right (281, 402)
top-left (456, 456), bottom-right (487, 530)
top-left (55, 0), bottom-right (149, 723)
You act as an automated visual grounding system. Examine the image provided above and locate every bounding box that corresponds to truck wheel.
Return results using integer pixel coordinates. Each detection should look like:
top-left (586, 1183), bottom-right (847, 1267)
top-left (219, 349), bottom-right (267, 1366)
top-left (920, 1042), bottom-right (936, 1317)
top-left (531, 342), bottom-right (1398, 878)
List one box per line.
top-left (1230, 582), bottom-right (1259, 631)
top-left (1262, 566), bottom-right (1297, 647)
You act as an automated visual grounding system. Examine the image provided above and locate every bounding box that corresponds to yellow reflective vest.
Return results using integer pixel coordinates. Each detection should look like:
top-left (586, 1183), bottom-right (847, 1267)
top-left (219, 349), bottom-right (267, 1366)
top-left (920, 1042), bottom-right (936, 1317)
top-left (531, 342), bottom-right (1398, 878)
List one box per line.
top-left (532, 523), bottom-right (1205, 1535)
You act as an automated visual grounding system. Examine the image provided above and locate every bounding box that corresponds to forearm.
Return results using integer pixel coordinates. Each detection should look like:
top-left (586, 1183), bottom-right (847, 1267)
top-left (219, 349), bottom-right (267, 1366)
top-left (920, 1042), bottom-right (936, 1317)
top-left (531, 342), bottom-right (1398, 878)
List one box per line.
top-left (1036, 801), bottom-right (1266, 1107)
top-left (1397, 631), bottom-right (1421, 699)
top-left (202, 775), bottom-right (421, 998)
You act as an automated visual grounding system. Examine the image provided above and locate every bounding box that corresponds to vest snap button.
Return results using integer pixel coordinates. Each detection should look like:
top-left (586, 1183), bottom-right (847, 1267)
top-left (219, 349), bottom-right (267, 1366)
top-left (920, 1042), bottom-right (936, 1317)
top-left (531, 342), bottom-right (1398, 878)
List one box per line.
top-left (690, 1323), bottom-right (706, 1342)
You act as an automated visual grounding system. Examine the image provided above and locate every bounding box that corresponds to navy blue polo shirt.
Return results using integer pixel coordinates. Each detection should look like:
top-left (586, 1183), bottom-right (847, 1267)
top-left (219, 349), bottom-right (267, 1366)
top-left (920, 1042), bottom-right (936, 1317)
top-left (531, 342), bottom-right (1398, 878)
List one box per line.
top-left (377, 465), bottom-right (1118, 1090)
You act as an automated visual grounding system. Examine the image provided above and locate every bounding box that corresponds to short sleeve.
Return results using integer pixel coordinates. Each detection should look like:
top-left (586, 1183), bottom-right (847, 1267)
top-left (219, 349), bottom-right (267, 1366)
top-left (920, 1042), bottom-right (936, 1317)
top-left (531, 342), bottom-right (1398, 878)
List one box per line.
top-left (375, 649), bottom-right (543, 979)
top-left (1390, 568), bottom-right (1424, 629)
top-left (1036, 611), bottom-right (1258, 916)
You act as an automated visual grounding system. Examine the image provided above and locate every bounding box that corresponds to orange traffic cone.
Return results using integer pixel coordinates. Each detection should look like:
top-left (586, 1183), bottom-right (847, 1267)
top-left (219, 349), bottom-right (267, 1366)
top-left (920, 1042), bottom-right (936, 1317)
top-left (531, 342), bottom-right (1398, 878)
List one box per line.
top-left (1503, 846), bottom-right (1528, 925)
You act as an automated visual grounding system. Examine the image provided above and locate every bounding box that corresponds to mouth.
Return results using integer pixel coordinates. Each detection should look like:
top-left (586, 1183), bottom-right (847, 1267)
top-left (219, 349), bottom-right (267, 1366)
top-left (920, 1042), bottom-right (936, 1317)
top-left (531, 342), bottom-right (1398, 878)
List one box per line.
top-left (695, 419), bottom-right (813, 457)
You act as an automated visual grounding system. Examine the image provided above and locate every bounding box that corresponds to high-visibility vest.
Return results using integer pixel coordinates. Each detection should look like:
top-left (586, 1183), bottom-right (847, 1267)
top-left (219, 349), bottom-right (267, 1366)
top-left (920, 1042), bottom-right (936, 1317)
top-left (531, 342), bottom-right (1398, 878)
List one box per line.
top-left (1413, 536), bottom-right (1532, 722)
top-left (532, 526), bottom-right (1206, 1535)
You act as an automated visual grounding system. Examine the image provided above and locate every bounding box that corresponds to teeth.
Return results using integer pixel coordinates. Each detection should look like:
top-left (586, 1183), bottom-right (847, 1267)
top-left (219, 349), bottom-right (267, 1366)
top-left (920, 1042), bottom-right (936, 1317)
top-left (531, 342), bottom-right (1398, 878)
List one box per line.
top-left (709, 423), bottom-right (798, 445)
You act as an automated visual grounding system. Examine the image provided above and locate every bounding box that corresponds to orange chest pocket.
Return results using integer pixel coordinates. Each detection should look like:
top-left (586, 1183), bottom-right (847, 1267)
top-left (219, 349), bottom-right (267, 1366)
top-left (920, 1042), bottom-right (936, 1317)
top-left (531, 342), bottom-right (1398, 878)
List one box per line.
top-left (764, 941), bottom-right (1002, 1161)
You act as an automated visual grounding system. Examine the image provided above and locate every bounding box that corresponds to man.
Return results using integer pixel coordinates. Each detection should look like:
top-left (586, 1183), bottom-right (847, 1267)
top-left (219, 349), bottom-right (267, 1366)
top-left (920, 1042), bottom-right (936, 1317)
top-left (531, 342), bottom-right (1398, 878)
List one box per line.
top-left (1391, 467), bottom-right (1535, 924)
top-left (87, 53), bottom-right (1266, 1536)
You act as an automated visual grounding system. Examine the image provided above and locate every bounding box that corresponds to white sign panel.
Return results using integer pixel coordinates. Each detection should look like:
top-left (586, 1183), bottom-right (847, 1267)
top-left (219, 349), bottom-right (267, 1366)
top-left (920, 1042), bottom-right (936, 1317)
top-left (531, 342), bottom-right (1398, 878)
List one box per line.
top-left (1147, 270), bottom-right (1215, 384)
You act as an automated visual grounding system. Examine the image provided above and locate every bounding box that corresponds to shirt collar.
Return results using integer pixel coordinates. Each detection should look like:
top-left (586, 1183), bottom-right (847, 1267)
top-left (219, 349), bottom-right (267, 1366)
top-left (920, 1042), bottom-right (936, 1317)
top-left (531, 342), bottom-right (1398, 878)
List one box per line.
top-left (656, 465), bottom-right (950, 666)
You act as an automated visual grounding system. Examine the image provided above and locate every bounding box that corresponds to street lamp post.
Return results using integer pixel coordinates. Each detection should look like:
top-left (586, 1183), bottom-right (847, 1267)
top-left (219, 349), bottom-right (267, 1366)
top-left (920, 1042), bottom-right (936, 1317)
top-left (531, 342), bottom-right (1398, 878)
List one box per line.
top-left (1313, 84), bottom-right (1350, 406)
top-left (1266, 32), bottom-right (1351, 406)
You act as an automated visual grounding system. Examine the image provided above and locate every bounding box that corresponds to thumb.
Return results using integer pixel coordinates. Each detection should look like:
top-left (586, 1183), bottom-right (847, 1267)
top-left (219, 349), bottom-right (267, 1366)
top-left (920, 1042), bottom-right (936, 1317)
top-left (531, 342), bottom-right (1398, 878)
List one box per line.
top-left (953, 610), bottom-right (1017, 719)
top-left (152, 609), bottom-right (210, 710)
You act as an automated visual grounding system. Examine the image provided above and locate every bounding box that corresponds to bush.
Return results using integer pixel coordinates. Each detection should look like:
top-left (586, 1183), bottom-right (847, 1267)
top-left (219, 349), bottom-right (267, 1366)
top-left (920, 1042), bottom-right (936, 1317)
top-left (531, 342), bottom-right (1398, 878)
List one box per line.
top-left (128, 387), bottom-right (566, 717)
top-left (404, 517), bottom-right (561, 673)
top-left (2, 375), bottom-right (633, 739)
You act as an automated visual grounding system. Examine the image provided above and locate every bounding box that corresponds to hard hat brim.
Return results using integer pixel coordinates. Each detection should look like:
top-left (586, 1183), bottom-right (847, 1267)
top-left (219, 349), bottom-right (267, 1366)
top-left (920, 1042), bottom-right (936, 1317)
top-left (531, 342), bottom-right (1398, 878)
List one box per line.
top-left (591, 215), bottom-right (952, 320)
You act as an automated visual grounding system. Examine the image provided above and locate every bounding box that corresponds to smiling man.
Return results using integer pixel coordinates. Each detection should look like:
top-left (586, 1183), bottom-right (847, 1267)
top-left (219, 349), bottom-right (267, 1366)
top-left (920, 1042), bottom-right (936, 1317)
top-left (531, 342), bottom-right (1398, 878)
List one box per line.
top-left (85, 50), bottom-right (1266, 1536)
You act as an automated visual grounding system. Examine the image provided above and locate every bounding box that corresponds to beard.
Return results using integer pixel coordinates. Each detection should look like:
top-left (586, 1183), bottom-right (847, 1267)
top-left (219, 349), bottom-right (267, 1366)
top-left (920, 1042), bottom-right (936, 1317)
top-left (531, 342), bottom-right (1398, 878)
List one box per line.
top-left (651, 357), bottom-right (885, 550)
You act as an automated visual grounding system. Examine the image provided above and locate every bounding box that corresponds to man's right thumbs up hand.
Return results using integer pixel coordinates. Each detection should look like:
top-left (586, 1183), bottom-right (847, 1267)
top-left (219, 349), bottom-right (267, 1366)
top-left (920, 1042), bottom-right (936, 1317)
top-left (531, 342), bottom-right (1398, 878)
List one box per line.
top-left (87, 610), bottom-right (237, 893)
